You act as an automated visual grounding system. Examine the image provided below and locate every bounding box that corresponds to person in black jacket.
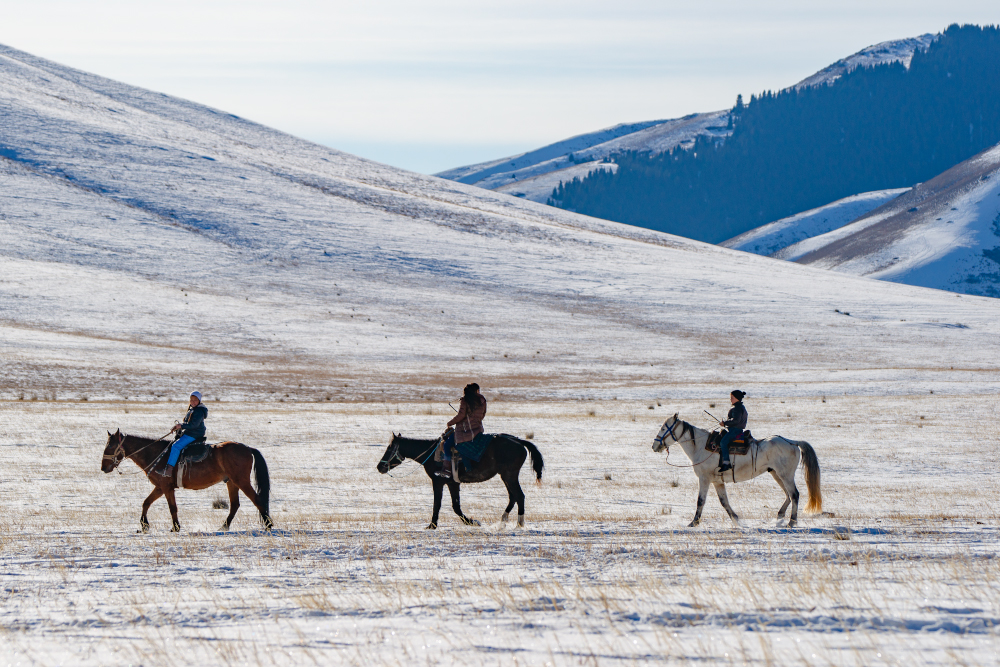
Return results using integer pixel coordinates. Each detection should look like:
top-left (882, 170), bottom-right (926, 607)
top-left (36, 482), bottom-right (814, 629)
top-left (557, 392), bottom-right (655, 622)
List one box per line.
top-left (716, 390), bottom-right (748, 473)
top-left (160, 391), bottom-right (208, 477)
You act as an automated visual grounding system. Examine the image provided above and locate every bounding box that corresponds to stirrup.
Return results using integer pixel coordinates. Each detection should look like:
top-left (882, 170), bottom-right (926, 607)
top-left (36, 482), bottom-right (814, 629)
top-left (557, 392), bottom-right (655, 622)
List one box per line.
top-left (434, 464), bottom-right (451, 478)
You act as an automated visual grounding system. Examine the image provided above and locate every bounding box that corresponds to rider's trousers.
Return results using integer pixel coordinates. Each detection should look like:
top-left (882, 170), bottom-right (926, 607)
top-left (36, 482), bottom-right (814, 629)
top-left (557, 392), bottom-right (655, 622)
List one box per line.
top-left (167, 434), bottom-right (195, 466)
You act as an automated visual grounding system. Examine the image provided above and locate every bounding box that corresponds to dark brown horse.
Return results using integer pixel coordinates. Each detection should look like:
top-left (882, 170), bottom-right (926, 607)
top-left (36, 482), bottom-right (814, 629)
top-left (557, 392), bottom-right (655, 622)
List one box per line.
top-left (377, 433), bottom-right (543, 529)
top-left (101, 429), bottom-right (272, 532)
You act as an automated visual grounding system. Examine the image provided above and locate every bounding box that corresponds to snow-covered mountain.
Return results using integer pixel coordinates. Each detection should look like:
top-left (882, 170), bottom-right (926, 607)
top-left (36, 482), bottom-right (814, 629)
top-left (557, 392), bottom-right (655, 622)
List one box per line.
top-left (720, 189), bottom-right (908, 258)
top-left (437, 35), bottom-right (936, 203)
top-left (2, 42), bottom-right (1000, 405)
top-left (791, 142), bottom-right (1000, 296)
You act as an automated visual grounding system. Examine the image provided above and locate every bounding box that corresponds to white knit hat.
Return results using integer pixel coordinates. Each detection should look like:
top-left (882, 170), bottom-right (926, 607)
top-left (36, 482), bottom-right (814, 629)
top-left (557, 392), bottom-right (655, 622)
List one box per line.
top-left (190, 391), bottom-right (203, 401)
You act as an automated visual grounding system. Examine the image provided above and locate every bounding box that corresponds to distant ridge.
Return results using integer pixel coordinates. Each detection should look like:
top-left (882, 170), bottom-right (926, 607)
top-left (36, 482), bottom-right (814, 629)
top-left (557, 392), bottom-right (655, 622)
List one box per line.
top-left (437, 34), bottom-right (936, 204)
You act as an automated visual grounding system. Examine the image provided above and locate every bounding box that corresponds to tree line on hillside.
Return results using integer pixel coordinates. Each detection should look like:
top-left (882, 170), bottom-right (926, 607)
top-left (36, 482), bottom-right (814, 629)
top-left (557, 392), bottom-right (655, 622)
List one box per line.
top-left (550, 24), bottom-right (1000, 243)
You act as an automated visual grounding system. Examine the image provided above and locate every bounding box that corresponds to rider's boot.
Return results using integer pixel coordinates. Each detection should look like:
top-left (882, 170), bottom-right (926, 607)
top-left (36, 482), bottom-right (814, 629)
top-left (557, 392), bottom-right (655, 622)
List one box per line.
top-left (434, 461), bottom-right (451, 478)
top-left (718, 459), bottom-right (733, 473)
top-left (160, 464), bottom-right (174, 478)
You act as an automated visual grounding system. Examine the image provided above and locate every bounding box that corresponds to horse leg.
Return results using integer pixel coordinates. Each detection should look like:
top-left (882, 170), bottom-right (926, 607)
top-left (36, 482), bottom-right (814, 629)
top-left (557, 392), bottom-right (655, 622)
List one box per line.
top-left (163, 487), bottom-right (181, 532)
top-left (689, 476), bottom-right (710, 527)
top-left (786, 476), bottom-right (801, 527)
top-left (713, 481), bottom-right (740, 526)
top-left (230, 475), bottom-right (269, 529)
top-left (428, 477), bottom-right (444, 529)
top-left (449, 481), bottom-right (479, 526)
top-left (222, 480), bottom-right (240, 530)
top-left (139, 487), bottom-right (163, 533)
top-left (500, 472), bottom-right (526, 527)
top-left (769, 470), bottom-right (791, 519)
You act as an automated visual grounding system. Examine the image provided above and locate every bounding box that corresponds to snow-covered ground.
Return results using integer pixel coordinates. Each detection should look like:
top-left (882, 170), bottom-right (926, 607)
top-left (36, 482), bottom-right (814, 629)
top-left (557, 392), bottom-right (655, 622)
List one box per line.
top-left (0, 397), bottom-right (996, 665)
top-left (1, 43), bottom-right (999, 665)
top-left (438, 34), bottom-right (936, 204)
top-left (721, 189), bottom-right (908, 258)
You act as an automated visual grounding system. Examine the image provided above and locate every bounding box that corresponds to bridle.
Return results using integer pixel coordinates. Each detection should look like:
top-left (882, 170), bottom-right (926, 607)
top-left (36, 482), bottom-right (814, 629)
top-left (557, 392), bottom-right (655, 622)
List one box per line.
top-left (102, 436), bottom-right (127, 468)
top-left (655, 418), bottom-right (716, 468)
top-left (654, 418), bottom-right (685, 451)
top-left (382, 435), bottom-right (443, 478)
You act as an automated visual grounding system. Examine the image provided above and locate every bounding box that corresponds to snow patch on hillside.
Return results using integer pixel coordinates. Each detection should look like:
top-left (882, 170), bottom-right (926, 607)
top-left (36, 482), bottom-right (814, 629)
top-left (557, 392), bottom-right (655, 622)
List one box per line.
top-left (721, 189), bottom-right (908, 258)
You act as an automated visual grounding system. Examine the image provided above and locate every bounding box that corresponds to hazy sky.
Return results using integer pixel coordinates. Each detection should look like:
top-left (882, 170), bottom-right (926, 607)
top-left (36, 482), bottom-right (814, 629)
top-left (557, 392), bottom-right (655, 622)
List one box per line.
top-left (2, 1), bottom-right (997, 173)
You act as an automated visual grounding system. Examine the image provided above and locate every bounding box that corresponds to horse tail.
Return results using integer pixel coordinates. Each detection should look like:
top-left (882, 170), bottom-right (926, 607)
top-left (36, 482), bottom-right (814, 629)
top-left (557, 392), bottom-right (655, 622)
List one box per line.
top-left (523, 440), bottom-right (544, 484)
top-left (250, 448), bottom-right (272, 528)
top-left (795, 440), bottom-right (822, 513)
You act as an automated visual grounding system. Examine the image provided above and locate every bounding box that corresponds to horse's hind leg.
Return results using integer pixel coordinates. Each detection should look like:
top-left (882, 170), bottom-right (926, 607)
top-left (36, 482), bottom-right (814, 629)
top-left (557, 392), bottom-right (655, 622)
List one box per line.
top-left (163, 487), bottom-right (181, 532)
top-left (769, 470), bottom-right (791, 519)
top-left (713, 482), bottom-right (740, 526)
top-left (222, 480), bottom-right (240, 530)
top-left (500, 472), bottom-right (525, 527)
top-left (139, 487), bottom-right (163, 533)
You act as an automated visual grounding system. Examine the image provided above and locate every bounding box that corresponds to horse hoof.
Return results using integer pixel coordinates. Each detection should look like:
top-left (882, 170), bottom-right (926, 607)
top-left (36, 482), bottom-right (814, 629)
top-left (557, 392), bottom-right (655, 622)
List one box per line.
top-left (788, 520), bottom-right (797, 528)
top-left (426, 523), bottom-right (437, 530)
top-left (462, 517), bottom-right (480, 527)
top-left (517, 516), bottom-right (525, 528)
top-left (688, 521), bottom-right (700, 528)
top-left (501, 512), bottom-right (510, 523)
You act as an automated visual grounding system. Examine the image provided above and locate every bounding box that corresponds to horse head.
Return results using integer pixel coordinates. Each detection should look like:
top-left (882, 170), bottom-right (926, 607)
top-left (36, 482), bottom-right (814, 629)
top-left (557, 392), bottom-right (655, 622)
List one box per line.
top-left (101, 428), bottom-right (126, 473)
top-left (652, 413), bottom-right (682, 453)
top-left (377, 433), bottom-right (405, 474)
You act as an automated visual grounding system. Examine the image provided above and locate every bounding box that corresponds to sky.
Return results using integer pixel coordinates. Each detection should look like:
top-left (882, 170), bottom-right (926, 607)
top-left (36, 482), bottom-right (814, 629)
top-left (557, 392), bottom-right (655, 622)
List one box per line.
top-left (2, 1), bottom-right (997, 174)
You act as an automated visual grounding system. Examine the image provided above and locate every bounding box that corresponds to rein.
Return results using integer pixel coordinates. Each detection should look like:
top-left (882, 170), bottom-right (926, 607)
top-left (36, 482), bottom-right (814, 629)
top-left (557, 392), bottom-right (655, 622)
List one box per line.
top-left (106, 431), bottom-right (174, 476)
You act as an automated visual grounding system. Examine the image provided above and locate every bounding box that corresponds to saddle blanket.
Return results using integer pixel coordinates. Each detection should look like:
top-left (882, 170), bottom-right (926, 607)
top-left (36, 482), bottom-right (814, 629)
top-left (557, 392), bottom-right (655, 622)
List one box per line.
top-left (455, 433), bottom-right (493, 463)
top-left (705, 431), bottom-right (754, 456)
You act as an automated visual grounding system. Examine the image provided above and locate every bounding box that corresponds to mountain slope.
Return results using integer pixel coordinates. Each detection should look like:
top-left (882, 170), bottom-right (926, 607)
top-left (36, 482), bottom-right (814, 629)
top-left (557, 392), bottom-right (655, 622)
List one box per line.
top-left (438, 35), bottom-right (936, 204)
top-left (792, 142), bottom-right (1000, 296)
top-left (720, 189), bottom-right (908, 257)
top-left (553, 25), bottom-right (1000, 244)
top-left (1, 43), bottom-right (1000, 405)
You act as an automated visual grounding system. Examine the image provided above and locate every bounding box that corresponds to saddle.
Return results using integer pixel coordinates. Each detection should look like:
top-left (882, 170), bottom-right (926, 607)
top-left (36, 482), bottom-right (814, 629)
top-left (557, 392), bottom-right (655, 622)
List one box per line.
top-left (179, 438), bottom-right (213, 464)
top-left (705, 430), bottom-right (754, 456)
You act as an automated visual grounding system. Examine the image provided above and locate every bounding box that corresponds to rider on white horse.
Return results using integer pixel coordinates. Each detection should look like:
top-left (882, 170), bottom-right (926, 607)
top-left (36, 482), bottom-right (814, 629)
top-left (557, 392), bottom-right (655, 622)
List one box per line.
top-left (716, 390), bottom-right (747, 473)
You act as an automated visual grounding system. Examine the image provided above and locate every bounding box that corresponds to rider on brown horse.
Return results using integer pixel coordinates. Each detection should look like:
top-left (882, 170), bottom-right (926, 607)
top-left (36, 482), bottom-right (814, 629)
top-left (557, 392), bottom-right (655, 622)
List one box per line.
top-left (160, 391), bottom-right (207, 478)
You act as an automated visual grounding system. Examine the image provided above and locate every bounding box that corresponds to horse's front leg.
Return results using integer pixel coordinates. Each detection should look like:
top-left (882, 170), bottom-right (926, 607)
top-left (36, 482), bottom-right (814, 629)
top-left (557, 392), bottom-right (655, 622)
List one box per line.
top-left (713, 481), bottom-right (740, 526)
top-left (139, 487), bottom-right (164, 533)
top-left (689, 476), bottom-right (710, 527)
top-left (428, 477), bottom-right (444, 529)
top-left (449, 481), bottom-right (479, 526)
top-left (163, 487), bottom-right (181, 532)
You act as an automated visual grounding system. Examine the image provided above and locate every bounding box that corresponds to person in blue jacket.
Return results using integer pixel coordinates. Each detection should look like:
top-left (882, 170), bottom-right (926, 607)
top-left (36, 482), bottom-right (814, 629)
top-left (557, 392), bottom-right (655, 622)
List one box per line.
top-left (160, 391), bottom-right (207, 478)
top-left (716, 390), bottom-right (747, 473)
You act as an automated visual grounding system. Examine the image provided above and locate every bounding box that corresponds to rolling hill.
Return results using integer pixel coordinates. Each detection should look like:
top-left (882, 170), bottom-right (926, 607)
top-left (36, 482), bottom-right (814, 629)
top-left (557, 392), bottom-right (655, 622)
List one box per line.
top-left (1, 42), bottom-right (999, 407)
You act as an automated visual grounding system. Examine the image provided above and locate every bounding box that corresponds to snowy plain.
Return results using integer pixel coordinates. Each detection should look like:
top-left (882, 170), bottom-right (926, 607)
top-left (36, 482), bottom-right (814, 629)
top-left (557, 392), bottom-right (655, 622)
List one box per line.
top-left (0, 43), bottom-right (997, 666)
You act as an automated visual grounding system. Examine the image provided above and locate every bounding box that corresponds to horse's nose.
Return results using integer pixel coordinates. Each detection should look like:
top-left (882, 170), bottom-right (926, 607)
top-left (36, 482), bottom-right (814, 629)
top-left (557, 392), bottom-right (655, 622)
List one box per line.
top-left (376, 462), bottom-right (388, 474)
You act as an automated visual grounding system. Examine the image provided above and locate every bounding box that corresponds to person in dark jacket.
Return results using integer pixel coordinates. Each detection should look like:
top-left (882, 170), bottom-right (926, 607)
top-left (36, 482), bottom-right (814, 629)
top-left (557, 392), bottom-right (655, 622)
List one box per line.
top-left (160, 391), bottom-right (208, 477)
top-left (716, 390), bottom-right (748, 473)
top-left (436, 383), bottom-right (487, 478)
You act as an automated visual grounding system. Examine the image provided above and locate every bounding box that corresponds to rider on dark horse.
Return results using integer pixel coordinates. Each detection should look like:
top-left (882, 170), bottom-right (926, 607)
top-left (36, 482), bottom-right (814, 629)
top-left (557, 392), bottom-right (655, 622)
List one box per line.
top-left (716, 390), bottom-right (747, 473)
top-left (436, 383), bottom-right (486, 479)
top-left (160, 391), bottom-right (207, 478)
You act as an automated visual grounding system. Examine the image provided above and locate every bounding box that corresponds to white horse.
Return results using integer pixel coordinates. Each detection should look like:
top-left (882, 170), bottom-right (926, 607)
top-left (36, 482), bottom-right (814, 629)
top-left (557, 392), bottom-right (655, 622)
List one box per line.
top-left (652, 414), bottom-right (821, 527)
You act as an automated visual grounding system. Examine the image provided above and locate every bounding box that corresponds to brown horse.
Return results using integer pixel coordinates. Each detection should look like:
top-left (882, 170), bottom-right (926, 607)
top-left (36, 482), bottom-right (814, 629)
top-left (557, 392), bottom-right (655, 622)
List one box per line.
top-left (101, 429), bottom-right (272, 532)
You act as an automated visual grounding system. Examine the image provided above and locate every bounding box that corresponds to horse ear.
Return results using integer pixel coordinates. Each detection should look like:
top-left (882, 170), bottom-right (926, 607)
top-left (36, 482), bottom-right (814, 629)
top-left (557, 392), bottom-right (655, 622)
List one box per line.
top-left (673, 412), bottom-right (678, 420)
top-left (108, 430), bottom-right (112, 436)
